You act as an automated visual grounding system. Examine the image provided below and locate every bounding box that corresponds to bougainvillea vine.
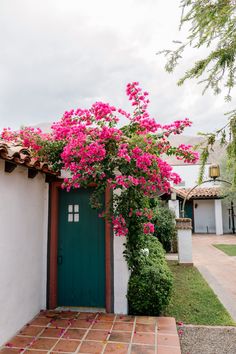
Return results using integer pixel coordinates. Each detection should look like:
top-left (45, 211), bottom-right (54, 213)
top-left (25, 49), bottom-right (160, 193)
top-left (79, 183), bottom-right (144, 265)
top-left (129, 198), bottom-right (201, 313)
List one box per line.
top-left (1, 82), bottom-right (199, 236)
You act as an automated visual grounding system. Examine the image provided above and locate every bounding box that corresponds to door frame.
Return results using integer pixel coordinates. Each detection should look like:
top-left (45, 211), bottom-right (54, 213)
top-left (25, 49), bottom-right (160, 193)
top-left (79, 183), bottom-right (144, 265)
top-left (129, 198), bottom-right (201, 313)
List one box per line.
top-left (48, 181), bottom-right (113, 312)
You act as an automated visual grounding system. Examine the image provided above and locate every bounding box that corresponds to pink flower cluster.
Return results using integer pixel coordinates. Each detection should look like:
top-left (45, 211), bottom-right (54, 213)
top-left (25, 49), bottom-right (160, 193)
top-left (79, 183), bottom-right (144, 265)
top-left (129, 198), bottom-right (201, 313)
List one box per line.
top-left (143, 222), bottom-right (155, 234)
top-left (0, 82), bottom-right (199, 237)
top-left (1, 127), bottom-right (50, 152)
top-left (112, 215), bottom-right (128, 237)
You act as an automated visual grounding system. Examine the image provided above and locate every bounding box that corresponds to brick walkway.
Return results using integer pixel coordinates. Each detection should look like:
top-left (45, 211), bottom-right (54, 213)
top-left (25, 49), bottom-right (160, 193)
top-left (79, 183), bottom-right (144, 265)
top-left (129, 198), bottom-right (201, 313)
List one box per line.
top-left (0, 311), bottom-right (181, 354)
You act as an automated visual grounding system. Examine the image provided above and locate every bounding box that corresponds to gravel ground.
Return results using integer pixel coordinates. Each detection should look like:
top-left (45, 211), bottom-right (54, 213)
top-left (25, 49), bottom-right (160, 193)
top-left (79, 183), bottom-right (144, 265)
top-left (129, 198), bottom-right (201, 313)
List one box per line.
top-left (180, 325), bottom-right (236, 354)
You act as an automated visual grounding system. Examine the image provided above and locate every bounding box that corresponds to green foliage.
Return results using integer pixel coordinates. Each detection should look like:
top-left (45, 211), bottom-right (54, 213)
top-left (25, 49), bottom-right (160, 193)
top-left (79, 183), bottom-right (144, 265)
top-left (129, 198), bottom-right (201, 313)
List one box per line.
top-left (159, 0), bottom-right (236, 186)
top-left (38, 140), bottom-right (66, 172)
top-left (219, 152), bottom-right (236, 201)
top-left (124, 232), bottom-right (166, 270)
top-left (127, 236), bottom-right (173, 315)
top-left (160, 0), bottom-right (236, 99)
top-left (152, 202), bottom-right (176, 252)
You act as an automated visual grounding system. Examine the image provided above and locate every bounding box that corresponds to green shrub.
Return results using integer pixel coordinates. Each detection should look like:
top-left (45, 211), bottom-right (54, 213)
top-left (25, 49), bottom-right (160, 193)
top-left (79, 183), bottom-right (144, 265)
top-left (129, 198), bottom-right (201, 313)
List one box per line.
top-left (127, 235), bottom-right (173, 315)
top-left (152, 203), bottom-right (176, 252)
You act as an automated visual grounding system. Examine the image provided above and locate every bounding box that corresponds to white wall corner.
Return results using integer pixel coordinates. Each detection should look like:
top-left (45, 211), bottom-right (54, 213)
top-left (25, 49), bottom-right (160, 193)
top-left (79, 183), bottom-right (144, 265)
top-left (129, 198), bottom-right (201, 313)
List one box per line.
top-left (113, 236), bottom-right (130, 314)
top-left (0, 166), bottom-right (49, 346)
top-left (215, 199), bottom-right (223, 235)
top-left (41, 181), bottom-right (49, 309)
top-left (168, 200), bottom-right (180, 218)
top-left (177, 229), bottom-right (193, 264)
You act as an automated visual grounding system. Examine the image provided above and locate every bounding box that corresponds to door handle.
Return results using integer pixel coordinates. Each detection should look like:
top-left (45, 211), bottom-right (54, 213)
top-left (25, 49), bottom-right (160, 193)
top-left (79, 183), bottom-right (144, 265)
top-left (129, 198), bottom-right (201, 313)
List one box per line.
top-left (57, 255), bottom-right (63, 265)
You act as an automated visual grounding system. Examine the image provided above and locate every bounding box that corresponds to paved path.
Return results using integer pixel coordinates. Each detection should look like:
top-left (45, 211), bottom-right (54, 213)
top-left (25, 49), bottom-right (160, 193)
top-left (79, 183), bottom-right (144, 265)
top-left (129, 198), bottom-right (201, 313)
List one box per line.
top-left (193, 234), bottom-right (236, 322)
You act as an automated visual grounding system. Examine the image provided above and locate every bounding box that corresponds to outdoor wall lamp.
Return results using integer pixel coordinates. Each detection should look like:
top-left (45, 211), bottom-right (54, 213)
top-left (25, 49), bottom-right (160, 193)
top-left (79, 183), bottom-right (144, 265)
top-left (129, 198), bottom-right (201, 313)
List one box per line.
top-left (209, 164), bottom-right (220, 180)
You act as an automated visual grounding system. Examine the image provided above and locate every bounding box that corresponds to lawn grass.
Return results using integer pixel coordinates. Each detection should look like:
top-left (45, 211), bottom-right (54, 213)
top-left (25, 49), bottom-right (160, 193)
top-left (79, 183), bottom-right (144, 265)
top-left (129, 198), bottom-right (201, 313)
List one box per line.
top-left (164, 261), bottom-right (235, 326)
top-left (213, 244), bottom-right (236, 256)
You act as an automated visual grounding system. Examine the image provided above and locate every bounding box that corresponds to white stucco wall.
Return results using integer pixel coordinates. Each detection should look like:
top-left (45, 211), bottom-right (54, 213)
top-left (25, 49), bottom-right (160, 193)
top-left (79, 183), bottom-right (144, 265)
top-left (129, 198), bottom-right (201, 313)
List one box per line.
top-left (168, 200), bottom-right (180, 218)
top-left (215, 199), bottom-right (223, 235)
top-left (0, 160), bottom-right (48, 346)
top-left (113, 236), bottom-right (130, 314)
top-left (177, 228), bottom-right (192, 264)
top-left (193, 199), bottom-right (216, 233)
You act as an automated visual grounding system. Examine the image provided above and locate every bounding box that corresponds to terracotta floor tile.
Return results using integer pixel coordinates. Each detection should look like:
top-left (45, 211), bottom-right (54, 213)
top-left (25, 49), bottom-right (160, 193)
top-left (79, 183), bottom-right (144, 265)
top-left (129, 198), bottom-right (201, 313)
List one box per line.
top-left (157, 334), bottom-right (180, 347)
top-left (132, 333), bottom-right (155, 345)
top-left (157, 346), bottom-right (181, 354)
top-left (135, 324), bottom-right (155, 333)
top-left (77, 312), bottom-right (97, 320)
top-left (30, 317), bottom-right (52, 326)
top-left (58, 311), bottom-right (78, 319)
top-left (92, 321), bottom-right (113, 330)
top-left (49, 319), bottom-right (71, 328)
top-left (115, 315), bottom-right (135, 323)
top-left (70, 319), bottom-right (92, 328)
top-left (157, 317), bottom-right (176, 331)
top-left (136, 317), bottom-right (157, 325)
top-left (104, 343), bottom-right (129, 353)
top-left (1, 312), bottom-right (181, 354)
top-left (8, 336), bottom-right (33, 348)
top-left (62, 328), bottom-right (86, 340)
top-left (108, 331), bottom-right (132, 343)
top-left (113, 322), bottom-right (133, 331)
top-left (19, 326), bottom-right (43, 337)
top-left (40, 327), bottom-right (65, 338)
top-left (53, 339), bottom-right (80, 352)
top-left (24, 351), bottom-right (48, 354)
top-left (29, 338), bottom-right (57, 350)
top-left (157, 326), bottom-right (177, 335)
top-left (79, 340), bottom-right (105, 353)
top-left (38, 310), bottom-right (60, 318)
top-left (85, 329), bottom-right (109, 341)
top-left (131, 344), bottom-right (155, 354)
top-left (97, 314), bottom-right (115, 322)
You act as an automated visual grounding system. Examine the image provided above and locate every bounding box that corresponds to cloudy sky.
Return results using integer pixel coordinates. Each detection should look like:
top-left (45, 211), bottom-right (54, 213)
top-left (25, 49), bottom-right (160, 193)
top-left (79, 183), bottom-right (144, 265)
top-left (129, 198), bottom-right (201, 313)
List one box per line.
top-left (0, 0), bottom-right (234, 135)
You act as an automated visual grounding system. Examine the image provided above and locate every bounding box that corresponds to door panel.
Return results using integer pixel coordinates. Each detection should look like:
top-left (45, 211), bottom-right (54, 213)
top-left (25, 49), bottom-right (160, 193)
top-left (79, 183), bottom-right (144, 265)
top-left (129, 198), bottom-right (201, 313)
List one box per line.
top-left (57, 188), bottom-right (105, 307)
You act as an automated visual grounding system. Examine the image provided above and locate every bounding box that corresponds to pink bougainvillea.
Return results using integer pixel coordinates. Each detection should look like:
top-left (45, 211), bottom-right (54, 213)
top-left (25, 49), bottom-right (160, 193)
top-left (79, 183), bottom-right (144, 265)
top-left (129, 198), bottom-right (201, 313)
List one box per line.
top-left (143, 222), bottom-right (155, 234)
top-left (0, 82), bottom-right (199, 236)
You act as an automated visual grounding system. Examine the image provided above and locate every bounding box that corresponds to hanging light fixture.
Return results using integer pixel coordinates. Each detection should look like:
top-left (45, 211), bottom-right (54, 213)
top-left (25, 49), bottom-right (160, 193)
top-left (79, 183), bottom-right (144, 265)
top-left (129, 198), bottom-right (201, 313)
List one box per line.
top-left (209, 164), bottom-right (220, 180)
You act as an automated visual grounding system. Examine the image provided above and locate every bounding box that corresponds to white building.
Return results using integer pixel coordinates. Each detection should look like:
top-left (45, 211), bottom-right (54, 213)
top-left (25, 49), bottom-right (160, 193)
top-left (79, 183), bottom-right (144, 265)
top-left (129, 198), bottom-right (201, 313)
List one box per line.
top-left (166, 136), bottom-right (235, 235)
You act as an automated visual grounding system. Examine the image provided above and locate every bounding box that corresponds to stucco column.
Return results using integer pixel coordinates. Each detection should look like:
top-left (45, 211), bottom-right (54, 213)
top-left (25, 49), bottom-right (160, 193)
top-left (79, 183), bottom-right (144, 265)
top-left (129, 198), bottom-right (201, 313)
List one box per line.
top-left (168, 200), bottom-right (180, 218)
top-left (215, 199), bottom-right (223, 235)
top-left (113, 237), bottom-right (130, 314)
top-left (176, 218), bottom-right (193, 265)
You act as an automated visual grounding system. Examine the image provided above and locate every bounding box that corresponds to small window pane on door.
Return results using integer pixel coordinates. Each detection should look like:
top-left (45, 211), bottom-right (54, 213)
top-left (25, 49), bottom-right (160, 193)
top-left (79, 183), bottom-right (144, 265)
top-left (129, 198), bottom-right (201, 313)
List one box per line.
top-left (68, 213), bottom-right (73, 222)
top-left (74, 213), bottom-right (79, 222)
top-left (67, 204), bottom-right (80, 223)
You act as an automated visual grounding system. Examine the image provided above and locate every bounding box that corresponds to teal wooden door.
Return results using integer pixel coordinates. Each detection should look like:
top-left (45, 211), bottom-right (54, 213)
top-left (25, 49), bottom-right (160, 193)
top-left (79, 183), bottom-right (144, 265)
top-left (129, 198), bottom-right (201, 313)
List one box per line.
top-left (185, 201), bottom-right (194, 232)
top-left (57, 188), bottom-right (105, 308)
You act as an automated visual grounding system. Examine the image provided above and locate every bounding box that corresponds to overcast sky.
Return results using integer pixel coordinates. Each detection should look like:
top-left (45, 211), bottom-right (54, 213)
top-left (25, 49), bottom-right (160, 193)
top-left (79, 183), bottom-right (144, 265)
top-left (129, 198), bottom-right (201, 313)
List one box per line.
top-left (0, 0), bottom-right (235, 135)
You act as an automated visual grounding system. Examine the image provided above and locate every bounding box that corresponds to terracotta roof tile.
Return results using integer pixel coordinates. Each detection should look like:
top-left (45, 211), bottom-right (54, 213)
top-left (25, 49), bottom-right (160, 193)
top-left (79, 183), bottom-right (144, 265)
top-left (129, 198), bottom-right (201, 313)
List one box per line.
top-left (0, 140), bottom-right (57, 175)
top-left (172, 186), bottom-right (222, 199)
